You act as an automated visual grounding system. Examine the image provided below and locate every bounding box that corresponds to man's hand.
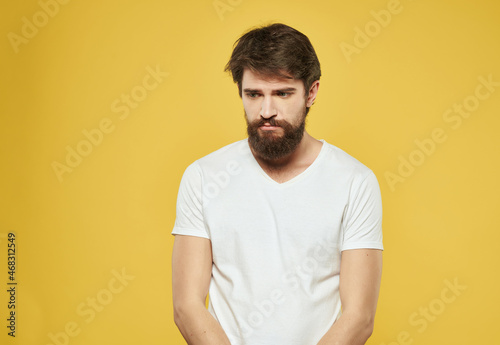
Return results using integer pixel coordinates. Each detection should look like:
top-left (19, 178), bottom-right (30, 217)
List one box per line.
top-left (172, 235), bottom-right (232, 345)
top-left (316, 248), bottom-right (383, 345)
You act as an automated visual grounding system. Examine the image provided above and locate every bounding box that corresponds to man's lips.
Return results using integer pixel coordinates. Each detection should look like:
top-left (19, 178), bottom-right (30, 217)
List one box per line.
top-left (259, 123), bottom-right (280, 130)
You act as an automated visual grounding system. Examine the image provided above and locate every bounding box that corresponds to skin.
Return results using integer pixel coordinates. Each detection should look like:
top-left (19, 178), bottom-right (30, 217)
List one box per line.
top-left (172, 235), bottom-right (231, 345)
top-left (241, 68), bottom-right (322, 183)
top-left (172, 68), bottom-right (383, 345)
top-left (316, 248), bottom-right (383, 345)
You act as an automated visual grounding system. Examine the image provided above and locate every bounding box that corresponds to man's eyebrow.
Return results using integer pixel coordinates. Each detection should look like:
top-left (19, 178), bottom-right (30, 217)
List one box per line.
top-left (243, 87), bottom-right (297, 93)
top-left (275, 88), bottom-right (296, 92)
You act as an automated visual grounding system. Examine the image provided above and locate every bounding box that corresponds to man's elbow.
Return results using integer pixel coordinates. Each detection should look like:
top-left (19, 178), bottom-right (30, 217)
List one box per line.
top-left (173, 303), bottom-right (184, 328)
top-left (359, 312), bottom-right (375, 341)
top-left (173, 299), bottom-right (204, 328)
top-left (173, 299), bottom-right (191, 328)
top-left (343, 309), bottom-right (376, 341)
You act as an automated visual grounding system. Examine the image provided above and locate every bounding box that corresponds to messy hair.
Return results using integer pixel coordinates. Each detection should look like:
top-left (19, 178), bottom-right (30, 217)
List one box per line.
top-left (224, 23), bottom-right (321, 101)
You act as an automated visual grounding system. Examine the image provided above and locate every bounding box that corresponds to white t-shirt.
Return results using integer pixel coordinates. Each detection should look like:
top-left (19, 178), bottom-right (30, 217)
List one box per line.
top-left (172, 139), bottom-right (383, 345)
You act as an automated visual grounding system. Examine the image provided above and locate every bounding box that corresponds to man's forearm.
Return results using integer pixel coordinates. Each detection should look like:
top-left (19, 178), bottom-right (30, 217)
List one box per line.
top-left (174, 301), bottom-right (231, 345)
top-left (316, 310), bottom-right (374, 345)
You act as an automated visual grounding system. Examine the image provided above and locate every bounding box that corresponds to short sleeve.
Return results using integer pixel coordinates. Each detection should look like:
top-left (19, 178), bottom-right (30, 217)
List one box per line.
top-left (340, 170), bottom-right (383, 251)
top-left (171, 162), bottom-right (210, 239)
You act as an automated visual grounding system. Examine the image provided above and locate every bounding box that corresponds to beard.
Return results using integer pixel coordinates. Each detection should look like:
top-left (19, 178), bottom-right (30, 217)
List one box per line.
top-left (246, 109), bottom-right (306, 161)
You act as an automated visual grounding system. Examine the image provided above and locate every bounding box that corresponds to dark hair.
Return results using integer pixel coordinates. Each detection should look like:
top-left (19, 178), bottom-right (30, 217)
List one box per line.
top-left (224, 23), bottom-right (321, 99)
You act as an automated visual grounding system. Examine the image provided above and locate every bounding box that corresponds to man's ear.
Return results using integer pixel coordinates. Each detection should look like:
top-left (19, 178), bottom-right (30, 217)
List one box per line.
top-left (306, 80), bottom-right (320, 107)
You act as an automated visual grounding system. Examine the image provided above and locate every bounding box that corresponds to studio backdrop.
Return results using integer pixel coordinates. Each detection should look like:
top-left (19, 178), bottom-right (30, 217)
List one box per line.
top-left (1, 0), bottom-right (499, 344)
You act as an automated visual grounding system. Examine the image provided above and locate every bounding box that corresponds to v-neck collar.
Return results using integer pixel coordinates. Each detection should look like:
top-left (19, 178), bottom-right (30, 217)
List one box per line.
top-left (244, 138), bottom-right (326, 186)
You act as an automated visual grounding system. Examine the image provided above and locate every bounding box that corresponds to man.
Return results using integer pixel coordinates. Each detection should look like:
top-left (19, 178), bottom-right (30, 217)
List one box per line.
top-left (172, 23), bottom-right (383, 345)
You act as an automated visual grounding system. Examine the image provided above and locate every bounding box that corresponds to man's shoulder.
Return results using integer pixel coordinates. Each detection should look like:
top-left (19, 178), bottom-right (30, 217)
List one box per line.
top-left (321, 140), bottom-right (374, 178)
top-left (188, 139), bottom-right (249, 171)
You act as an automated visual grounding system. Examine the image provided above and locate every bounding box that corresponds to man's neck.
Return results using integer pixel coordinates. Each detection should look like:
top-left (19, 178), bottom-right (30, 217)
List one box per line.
top-left (250, 131), bottom-right (323, 179)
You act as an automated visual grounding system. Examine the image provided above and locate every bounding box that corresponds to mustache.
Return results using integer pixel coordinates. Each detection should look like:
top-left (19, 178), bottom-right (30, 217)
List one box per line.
top-left (251, 117), bottom-right (282, 127)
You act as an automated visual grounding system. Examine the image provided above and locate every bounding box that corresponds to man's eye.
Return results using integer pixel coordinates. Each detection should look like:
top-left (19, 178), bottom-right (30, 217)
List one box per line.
top-left (246, 93), bottom-right (259, 98)
top-left (278, 92), bottom-right (290, 97)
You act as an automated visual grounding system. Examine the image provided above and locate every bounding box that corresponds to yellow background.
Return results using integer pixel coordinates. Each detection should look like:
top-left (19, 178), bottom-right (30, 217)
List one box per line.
top-left (1, 0), bottom-right (499, 344)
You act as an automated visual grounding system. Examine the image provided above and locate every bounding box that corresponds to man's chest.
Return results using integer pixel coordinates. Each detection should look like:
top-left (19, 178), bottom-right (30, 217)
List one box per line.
top-left (203, 179), bottom-right (348, 271)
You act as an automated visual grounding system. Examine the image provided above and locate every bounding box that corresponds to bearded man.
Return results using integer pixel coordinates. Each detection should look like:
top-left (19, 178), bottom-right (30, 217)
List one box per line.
top-left (171, 23), bottom-right (384, 345)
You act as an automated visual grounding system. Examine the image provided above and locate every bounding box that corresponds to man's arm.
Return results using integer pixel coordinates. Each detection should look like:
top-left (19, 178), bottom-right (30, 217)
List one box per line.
top-left (316, 248), bottom-right (383, 345)
top-left (172, 235), bottom-right (231, 345)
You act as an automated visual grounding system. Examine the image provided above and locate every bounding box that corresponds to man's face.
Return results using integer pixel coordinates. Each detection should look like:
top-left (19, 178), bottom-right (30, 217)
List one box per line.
top-left (241, 68), bottom-right (313, 161)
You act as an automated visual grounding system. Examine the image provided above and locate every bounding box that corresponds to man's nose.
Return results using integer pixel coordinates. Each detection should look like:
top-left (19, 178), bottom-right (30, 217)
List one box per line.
top-left (260, 96), bottom-right (277, 119)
